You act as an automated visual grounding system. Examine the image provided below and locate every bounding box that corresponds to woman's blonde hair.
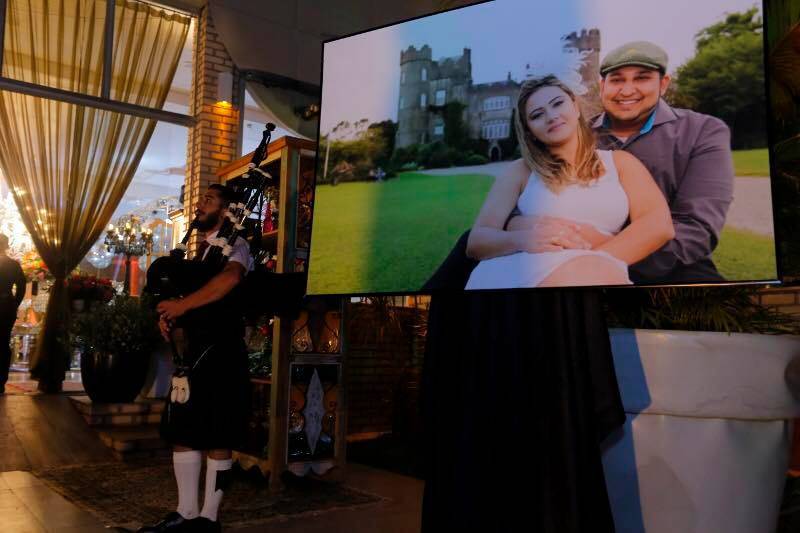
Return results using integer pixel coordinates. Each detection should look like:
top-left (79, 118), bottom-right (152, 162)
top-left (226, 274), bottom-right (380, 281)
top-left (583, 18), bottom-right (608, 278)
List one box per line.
top-left (514, 75), bottom-right (603, 191)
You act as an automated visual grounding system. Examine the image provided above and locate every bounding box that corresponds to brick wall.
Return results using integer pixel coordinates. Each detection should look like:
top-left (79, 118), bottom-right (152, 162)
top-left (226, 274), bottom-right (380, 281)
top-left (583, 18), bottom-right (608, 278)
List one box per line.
top-left (345, 304), bottom-right (427, 438)
top-left (184, 6), bottom-right (242, 249)
top-left (757, 286), bottom-right (800, 317)
top-left (345, 289), bottom-right (799, 441)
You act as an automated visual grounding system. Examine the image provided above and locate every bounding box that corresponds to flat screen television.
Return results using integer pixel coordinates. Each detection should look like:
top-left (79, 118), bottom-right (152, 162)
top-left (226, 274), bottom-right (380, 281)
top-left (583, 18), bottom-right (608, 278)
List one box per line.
top-left (306, 0), bottom-right (779, 295)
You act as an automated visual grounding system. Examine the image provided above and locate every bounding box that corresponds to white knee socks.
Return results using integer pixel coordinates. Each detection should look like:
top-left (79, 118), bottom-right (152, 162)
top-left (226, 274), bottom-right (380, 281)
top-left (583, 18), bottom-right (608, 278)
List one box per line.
top-left (200, 457), bottom-right (233, 522)
top-left (172, 450), bottom-right (202, 519)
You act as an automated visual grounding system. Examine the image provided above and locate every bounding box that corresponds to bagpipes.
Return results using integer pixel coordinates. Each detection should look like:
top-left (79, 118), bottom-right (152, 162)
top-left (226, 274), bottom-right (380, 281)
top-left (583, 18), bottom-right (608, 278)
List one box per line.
top-left (144, 123), bottom-right (306, 337)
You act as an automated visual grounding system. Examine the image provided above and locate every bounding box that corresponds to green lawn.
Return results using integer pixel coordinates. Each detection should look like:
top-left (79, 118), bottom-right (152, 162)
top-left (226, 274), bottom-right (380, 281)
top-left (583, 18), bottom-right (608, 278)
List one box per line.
top-left (307, 171), bottom-right (777, 294)
top-left (713, 226), bottom-right (777, 281)
top-left (307, 172), bottom-right (493, 294)
top-left (732, 148), bottom-right (769, 176)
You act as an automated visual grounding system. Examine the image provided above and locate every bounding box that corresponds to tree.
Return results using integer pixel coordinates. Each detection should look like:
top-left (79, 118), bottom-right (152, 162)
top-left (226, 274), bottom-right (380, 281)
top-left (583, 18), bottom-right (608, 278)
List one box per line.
top-left (667, 8), bottom-right (766, 148)
top-left (366, 120), bottom-right (398, 167)
top-left (694, 7), bottom-right (762, 50)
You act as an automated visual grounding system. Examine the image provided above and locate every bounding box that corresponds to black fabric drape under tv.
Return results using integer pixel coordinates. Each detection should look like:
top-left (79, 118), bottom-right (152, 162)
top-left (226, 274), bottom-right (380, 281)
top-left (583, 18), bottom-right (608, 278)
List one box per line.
top-left (420, 289), bottom-right (624, 533)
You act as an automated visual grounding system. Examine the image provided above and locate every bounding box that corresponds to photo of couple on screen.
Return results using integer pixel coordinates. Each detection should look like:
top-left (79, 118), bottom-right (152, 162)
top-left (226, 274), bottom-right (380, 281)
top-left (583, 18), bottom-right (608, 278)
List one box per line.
top-left (308, 0), bottom-right (775, 295)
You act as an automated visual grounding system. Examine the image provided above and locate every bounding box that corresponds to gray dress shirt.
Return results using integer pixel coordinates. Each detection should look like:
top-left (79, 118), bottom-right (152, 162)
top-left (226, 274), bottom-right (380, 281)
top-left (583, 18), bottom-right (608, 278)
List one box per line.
top-left (593, 99), bottom-right (735, 283)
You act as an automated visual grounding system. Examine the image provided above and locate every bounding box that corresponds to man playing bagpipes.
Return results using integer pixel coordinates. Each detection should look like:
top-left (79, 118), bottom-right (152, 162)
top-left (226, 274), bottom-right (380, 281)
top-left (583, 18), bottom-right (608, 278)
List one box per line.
top-left (137, 183), bottom-right (252, 533)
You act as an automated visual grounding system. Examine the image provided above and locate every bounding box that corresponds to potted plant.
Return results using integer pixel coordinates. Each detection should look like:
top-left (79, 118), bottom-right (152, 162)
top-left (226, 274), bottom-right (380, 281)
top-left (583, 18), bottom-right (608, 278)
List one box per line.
top-left (66, 274), bottom-right (115, 312)
top-left (70, 294), bottom-right (160, 403)
top-left (602, 286), bottom-right (800, 533)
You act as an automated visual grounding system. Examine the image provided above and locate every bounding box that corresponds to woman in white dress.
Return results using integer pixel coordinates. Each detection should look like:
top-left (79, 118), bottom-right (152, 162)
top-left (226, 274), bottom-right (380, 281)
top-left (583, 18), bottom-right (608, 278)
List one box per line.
top-left (465, 75), bottom-right (674, 289)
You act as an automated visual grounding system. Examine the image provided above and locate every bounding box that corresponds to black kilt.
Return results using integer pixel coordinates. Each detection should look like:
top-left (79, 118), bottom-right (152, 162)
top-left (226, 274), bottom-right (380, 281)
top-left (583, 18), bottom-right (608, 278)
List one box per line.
top-left (160, 333), bottom-right (250, 451)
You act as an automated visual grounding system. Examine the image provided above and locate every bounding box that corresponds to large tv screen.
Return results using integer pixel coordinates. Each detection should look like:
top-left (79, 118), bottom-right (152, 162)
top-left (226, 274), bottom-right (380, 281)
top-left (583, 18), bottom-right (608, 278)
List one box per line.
top-left (306, 0), bottom-right (778, 295)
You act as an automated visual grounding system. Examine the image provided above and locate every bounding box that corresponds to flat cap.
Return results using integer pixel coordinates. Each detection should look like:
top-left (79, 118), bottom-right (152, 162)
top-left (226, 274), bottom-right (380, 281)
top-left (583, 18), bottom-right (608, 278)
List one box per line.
top-left (600, 41), bottom-right (668, 76)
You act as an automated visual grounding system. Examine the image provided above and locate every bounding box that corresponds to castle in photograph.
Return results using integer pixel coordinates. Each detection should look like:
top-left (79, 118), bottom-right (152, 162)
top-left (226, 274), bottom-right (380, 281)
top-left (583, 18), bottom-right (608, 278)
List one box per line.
top-left (395, 29), bottom-right (601, 161)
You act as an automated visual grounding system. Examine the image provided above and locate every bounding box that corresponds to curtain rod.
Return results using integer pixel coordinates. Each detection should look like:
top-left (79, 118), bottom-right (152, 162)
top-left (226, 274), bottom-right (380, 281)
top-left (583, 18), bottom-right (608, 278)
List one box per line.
top-left (0, 76), bottom-right (196, 127)
top-left (132, 0), bottom-right (200, 17)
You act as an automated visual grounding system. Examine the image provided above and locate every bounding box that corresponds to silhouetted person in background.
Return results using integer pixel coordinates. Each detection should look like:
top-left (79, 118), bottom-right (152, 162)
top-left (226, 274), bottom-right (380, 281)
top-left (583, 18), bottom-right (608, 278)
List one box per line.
top-left (0, 234), bottom-right (26, 394)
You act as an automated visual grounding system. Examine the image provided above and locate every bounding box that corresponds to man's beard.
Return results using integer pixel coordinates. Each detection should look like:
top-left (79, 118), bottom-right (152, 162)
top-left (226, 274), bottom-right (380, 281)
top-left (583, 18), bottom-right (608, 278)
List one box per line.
top-left (195, 212), bottom-right (220, 231)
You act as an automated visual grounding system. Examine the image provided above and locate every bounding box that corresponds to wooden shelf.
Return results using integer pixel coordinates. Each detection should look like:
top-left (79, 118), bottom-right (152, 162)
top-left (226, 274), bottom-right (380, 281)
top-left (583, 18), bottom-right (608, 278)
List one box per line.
top-left (215, 136), bottom-right (331, 492)
top-left (217, 136), bottom-right (317, 177)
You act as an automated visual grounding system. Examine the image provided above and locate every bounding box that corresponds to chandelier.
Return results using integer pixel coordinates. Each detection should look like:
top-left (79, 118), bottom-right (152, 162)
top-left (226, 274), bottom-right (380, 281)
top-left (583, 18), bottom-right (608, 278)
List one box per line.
top-left (104, 215), bottom-right (154, 257)
top-left (0, 192), bottom-right (34, 260)
top-left (104, 215), bottom-right (154, 294)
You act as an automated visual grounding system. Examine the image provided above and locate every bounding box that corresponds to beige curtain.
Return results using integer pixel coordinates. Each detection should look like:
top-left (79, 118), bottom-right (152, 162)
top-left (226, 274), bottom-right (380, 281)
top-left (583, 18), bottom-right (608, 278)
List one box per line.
top-left (0, 0), bottom-right (191, 392)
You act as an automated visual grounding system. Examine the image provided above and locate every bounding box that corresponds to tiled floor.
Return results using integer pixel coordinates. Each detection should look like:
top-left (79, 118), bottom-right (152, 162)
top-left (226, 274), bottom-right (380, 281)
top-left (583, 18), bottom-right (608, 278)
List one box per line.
top-left (0, 464), bottom-right (424, 533)
top-left (4, 371), bottom-right (84, 395)
top-left (0, 471), bottom-right (108, 532)
top-left (0, 390), bottom-right (423, 532)
top-left (6, 376), bottom-right (794, 533)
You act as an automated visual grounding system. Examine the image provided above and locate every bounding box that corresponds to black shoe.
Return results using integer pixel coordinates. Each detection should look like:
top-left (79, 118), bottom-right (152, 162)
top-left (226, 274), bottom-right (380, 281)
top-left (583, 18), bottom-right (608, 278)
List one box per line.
top-left (136, 511), bottom-right (190, 532)
top-left (185, 516), bottom-right (222, 532)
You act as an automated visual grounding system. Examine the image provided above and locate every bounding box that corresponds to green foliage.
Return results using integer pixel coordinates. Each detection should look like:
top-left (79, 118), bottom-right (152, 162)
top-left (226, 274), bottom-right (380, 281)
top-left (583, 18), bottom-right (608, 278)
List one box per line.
top-left (391, 141), bottom-right (489, 169)
top-left (368, 120), bottom-right (398, 167)
top-left (70, 295), bottom-right (161, 355)
top-left (425, 143), bottom-right (458, 168)
top-left (391, 144), bottom-right (419, 169)
top-left (605, 286), bottom-right (800, 335)
top-left (668, 8), bottom-right (766, 148)
top-left (694, 7), bottom-right (762, 50)
top-left (497, 108), bottom-right (520, 161)
top-left (322, 119), bottom-right (399, 184)
top-left (465, 154), bottom-right (490, 165)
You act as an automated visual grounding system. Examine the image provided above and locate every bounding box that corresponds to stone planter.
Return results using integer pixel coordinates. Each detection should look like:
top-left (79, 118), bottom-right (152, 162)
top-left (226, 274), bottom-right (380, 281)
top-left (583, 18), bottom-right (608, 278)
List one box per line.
top-left (80, 349), bottom-right (150, 403)
top-left (603, 328), bottom-right (800, 533)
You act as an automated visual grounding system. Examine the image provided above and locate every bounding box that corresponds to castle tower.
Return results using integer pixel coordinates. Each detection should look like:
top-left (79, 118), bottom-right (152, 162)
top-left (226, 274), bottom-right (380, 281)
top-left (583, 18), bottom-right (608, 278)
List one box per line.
top-left (562, 28), bottom-right (600, 87)
top-left (396, 45), bottom-right (434, 148)
top-left (562, 28), bottom-right (602, 118)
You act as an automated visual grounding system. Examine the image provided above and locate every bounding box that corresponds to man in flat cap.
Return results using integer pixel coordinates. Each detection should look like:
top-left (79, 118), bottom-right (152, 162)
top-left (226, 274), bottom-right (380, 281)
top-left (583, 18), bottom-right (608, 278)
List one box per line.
top-left (423, 40), bottom-right (734, 288)
top-left (586, 40), bottom-right (734, 282)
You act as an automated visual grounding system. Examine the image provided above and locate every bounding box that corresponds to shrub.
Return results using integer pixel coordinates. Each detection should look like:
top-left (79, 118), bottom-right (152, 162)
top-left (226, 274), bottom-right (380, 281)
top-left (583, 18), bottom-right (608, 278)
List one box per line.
top-left (70, 295), bottom-right (161, 354)
top-left (465, 154), bottom-right (490, 165)
top-left (427, 145), bottom-right (457, 168)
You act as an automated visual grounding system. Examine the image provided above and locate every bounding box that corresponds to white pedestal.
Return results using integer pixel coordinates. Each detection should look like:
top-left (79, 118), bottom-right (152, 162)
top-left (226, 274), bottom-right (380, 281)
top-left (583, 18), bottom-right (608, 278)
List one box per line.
top-left (603, 329), bottom-right (800, 533)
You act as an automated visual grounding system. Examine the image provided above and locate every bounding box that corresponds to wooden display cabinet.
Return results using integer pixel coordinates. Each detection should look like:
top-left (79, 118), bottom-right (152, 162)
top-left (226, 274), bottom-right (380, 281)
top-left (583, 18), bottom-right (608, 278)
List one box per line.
top-left (216, 136), bottom-right (347, 491)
